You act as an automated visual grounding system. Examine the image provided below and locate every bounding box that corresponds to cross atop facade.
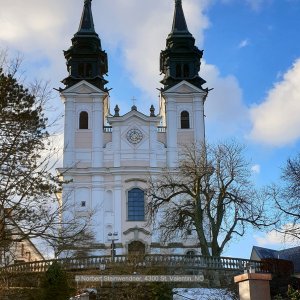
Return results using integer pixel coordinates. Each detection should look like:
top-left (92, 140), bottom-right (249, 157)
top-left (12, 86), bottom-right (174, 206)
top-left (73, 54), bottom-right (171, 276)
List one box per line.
top-left (131, 96), bottom-right (137, 106)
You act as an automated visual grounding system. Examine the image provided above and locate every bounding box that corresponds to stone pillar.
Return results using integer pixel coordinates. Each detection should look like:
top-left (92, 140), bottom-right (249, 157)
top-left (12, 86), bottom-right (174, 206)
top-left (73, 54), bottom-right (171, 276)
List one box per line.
top-left (91, 175), bottom-right (103, 243)
top-left (149, 125), bottom-right (157, 167)
top-left (193, 95), bottom-right (205, 144)
top-left (114, 176), bottom-right (122, 253)
top-left (92, 97), bottom-right (103, 167)
top-left (63, 97), bottom-right (75, 168)
top-left (113, 127), bottom-right (121, 167)
top-left (234, 273), bottom-right (272, 300)
top-left (166, 97), bottom-right (177, 167)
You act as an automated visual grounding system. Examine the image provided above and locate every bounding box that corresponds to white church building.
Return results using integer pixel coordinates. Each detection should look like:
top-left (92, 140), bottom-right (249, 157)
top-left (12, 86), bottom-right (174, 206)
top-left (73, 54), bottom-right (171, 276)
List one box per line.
top-left (58, 0), bottom-right (209, 256)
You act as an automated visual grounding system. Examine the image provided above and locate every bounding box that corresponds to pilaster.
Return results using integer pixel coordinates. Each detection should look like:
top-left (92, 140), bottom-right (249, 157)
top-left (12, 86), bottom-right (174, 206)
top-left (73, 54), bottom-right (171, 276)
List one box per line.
top-left (166, 97), bottom-right (178, 167)
top-left (92, 97), bottom-right (104, 167)
top-left (149, 125), bottom-right (157, 167)
top-left (114, 176), bottom-right (122, 253)
top-left (63, 97), bottom-right (75, 168)
top-left (91, 175), bottom-right (104, 242)
top-left (193, 95), bottom-right (205, 144)
top-left (113, 127), bottom-right (121, 167)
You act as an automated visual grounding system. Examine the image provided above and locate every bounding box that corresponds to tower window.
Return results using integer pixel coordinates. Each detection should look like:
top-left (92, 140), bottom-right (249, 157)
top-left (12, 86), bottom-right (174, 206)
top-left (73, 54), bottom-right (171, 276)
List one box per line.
top-left (183, 64), bottom-right (189, 77)
top-left (86, 63), bottom-right (92, 77)
top-left (176, 64), bottom-right (182, 78)
top-left (78, 63), bottom-right (93, 78)
top-left (79, 111), bottom-right (88, 129)
top-left (78, 63), bottom-right (84, 77)
top-left (128, 188), bottom-right (145, 221)
top-left (181, 111), bottom-right (190, 129)
top-left (81, 201), bottom-right (86, 207)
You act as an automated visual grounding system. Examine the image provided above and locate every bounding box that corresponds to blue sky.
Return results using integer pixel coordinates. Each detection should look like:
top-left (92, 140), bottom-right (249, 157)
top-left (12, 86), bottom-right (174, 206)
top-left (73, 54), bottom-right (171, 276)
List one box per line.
top-left (1, 0), bottom-right (300, 258)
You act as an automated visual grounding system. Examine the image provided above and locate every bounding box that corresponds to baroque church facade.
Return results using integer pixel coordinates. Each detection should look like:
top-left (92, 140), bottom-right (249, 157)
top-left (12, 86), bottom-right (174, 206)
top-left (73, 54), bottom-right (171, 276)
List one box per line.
top-left (59, 0), bottom-right (208, 256)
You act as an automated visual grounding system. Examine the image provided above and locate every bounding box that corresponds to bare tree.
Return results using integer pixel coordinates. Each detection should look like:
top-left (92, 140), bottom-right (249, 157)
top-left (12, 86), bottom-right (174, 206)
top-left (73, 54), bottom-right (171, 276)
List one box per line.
top-left (147, 142), bottom-right (272, 257)
top-left (270, 153), bottom-right (300, 241)
top-left (0, 51), bottom-right (92, 263)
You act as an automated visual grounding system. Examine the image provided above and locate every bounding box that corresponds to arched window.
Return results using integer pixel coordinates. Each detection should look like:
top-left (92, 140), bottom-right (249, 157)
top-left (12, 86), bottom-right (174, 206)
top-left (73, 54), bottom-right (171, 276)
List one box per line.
top-left (78, 63), bottom-right (85, 77)
top-left (86, 63), bottom-right (92, 77)
top-left (78, 63), bottom-right (93, 78)
top-left (128, 188), bottom-right (145, 221)
top-left (181, 111), bottom-right (190, 129)
top-left (183, 64), bottom-right (189, 77)
top-left (186, 250), bottom-right (195, 257)
top-left (79, 111), bottom-right (88, 129)
top-left (176, 64), bottom-right (182, 77)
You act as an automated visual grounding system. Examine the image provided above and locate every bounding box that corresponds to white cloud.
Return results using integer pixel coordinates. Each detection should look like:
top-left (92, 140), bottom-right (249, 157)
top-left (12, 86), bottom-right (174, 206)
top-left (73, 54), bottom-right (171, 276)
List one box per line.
top-left (0, 0), bottom-right (211, 100)
top-left (0, 0), bottom-right (248, 139)
top-left (251, 164), bottom-right (260, 174)
top-left (221, 0), bottom-right (272, 11)
top-left (249, 59), bottom-right (300, 146)
top-left (0, 0), bottom-right (74, 53)
top-left (202, 62), bottom-right (250, 140)
top-left (254, 225), bottom-right (300, 248)
top-left (94, 0), bottom-right (210, 102)
top-left (238, 39), bottom-right (250, 48)
top-left (246, 0), bottom-right (265, 11)
top-left (0, 0), bottom-right (78, 87)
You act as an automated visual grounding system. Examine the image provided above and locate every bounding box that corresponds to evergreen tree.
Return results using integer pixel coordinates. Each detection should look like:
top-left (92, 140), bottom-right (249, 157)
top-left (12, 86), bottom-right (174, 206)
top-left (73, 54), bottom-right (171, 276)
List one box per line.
top-left (41, 262), bottom-right (71, 300)
top-left (0, 67), bottom-right (59, 253)
top-left (0, 63), bottom-right (90, 259)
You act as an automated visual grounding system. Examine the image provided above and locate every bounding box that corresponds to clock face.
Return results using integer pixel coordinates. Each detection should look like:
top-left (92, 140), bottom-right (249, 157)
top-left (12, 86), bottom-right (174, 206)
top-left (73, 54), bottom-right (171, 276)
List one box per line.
top-left (126, 128), bottom-right (143, 144)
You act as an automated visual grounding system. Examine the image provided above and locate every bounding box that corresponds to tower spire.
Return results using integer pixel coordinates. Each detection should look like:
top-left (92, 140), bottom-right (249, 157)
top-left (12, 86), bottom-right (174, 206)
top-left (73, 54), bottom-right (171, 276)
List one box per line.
top-left (159, 0), bottom-right (206, 90)
top-left (62, 0), bottom-right (109, 91)
top-left (172, 0), bottom-right (189, 34)
top-left (77, 0), bottom-right (96, 35)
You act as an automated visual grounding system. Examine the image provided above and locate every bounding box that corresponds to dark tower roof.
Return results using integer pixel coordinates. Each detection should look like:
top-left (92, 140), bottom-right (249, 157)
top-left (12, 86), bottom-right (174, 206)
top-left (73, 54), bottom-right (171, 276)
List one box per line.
top-left (172, 0), bottom-right (189, 33)
top-left (62, 0), bottom-right (109, 91)
top-left (77, 0), bottom-right (96, 34)
top-left (160, 0), bottom-right (206, 91)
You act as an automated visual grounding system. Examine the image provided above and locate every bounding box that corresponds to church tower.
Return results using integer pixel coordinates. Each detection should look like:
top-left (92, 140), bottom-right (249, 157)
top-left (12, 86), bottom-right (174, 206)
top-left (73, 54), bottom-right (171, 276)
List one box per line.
top-left (59, 0), bottom-right (208, 257)
top-left (159, 0), bottom-right (208, 167)
top-left (62, 0), bottom-right (108, 91)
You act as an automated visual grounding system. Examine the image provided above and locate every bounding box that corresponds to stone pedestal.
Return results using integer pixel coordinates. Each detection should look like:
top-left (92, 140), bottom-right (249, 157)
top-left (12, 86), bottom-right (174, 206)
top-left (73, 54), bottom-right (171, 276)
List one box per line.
top-left (234, 273), bottom-right (272, 300)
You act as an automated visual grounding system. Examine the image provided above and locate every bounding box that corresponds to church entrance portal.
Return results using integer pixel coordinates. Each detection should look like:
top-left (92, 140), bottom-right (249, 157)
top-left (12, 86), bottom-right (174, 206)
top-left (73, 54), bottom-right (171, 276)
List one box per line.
top-left (128, 241), bottom-right (145, 256)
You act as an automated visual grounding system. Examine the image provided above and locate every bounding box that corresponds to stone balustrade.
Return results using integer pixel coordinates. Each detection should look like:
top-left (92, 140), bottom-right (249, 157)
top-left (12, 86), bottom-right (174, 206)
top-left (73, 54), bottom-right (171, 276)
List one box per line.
top-left (0, 255), bottom-right (267, 274)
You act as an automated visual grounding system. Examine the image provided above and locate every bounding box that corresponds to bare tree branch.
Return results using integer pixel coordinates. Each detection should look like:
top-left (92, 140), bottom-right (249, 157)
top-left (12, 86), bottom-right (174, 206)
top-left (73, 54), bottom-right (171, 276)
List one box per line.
top-left (147, 142), bottom-right (273, 257)
top-left (269, 153), bottom-right (300, 242)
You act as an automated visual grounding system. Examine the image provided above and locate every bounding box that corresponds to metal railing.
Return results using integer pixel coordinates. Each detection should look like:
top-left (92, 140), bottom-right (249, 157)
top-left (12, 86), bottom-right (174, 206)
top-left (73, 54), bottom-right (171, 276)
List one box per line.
top-left (103, 126), bottom-right (166, 133)
top-left (0, 255), bottom-right (266, 274)
top-left (103, 126), bottom-right (112, 133)
top-left (157, 126), bottom-right (166, 133)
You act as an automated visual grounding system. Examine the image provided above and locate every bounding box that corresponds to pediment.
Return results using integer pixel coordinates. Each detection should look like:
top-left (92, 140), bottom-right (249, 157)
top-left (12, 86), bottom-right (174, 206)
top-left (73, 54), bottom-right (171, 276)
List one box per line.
top-left (163, 80), bottom-right (207, 95)
top-left (60, 80), bottom-right (107, 95)
top-left (123, 226), bottom-right (151, 236)
top-left (107, 109), bottom-right (161, 125)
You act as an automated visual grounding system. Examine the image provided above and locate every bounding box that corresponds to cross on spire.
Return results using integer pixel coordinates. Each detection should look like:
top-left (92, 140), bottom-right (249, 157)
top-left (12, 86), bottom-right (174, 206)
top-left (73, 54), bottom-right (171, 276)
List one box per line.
top-left (131, 96), bottom-right (137, 106)
top-left (131, 97), bottom-right (137, 111)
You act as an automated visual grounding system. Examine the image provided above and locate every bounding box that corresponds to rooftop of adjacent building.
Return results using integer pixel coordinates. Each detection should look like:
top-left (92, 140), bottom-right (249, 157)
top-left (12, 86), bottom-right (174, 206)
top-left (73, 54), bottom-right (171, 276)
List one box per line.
top-left (251, 245), bottom-right (300, 273)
